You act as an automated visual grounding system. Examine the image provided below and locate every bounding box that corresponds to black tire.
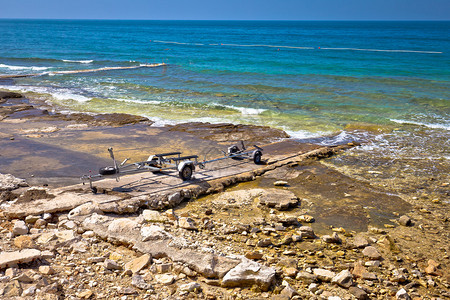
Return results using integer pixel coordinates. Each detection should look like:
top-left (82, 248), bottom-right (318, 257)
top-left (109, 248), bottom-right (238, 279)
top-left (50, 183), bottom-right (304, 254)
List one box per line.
top-left (99, 166), bottom-right (117, 175)
top-left (228, 145), bottom-right (240, 160)
top-left (253, 150), bottom-right (262, 165)
top-left (91, 187), bottom-right (98, 194)
top-left (179, 164), bottom-right (193, 181)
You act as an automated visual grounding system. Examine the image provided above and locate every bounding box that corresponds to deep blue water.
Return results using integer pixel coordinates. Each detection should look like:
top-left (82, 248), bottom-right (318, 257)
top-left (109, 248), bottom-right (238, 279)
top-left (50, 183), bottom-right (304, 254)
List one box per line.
top-left (0, 20), bottom-right (449, 175)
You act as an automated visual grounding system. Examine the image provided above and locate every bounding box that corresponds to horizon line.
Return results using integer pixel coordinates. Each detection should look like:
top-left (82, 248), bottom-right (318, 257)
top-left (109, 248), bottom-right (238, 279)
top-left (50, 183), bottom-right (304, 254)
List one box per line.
top-left (1, 18), bottom-right (449, 22)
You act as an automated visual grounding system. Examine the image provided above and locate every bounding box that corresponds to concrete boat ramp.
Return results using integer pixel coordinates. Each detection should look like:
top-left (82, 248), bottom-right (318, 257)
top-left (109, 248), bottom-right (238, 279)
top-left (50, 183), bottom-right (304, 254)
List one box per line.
top-left (3, 141), bottom-right (352, 219)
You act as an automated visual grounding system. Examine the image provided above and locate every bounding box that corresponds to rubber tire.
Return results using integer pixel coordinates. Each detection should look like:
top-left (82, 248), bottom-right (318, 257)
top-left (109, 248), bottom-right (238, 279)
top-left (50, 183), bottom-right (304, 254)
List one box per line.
top-left (253, 150), bottom-right (262, 165)
top-left (99, 166), bottom-right (117, 175)
top-left (179, 164), bottom-right (193, 181)
top-left (91, 187), bottom-right (98, 194)
top-left (228, 145), bottom-right (240, 160)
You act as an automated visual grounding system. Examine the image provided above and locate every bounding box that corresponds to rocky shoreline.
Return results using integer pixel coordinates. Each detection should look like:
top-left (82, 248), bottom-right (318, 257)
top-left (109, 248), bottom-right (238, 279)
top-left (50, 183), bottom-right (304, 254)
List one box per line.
top-left (0, 91), bottom-right (449, 299)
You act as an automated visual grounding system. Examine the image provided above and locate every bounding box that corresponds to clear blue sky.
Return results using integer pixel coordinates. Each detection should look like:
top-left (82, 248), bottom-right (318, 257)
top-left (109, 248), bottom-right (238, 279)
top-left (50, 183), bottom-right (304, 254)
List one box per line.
top-left (0, 0), bottom-right (448, 20)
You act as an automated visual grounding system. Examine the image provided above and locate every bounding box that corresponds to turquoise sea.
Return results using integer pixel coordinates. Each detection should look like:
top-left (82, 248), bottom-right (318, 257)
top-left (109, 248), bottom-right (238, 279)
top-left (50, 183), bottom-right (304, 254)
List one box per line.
top-left (1, 20), bottom-right (449, 194)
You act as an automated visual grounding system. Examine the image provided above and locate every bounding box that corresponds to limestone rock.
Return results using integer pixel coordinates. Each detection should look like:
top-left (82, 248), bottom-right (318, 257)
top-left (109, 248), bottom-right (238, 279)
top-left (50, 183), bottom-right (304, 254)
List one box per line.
top-left (76, 289), bottom-right (93, 299)
top-left (353, 234), bottom-right (369, 248)
top-left (36, 232), bottom-right (56, 244)
top-left (245, 251), bottom-right (264, 260)
top-left (141, 225), bottom-right (171, 241)
top-left (104, 259), bottom-right (122, 270)
top-left (352, 261), bottom-right (377, 280)
top-left (107, 219), bottom-right (139, 236)
top-left (155, 273), bottom-right (175, 285)
top-left (399, 215), bottom-right (412, 226)
top-left (298, 214), bottom-right (315, 223)
top-left (0, 249), bottom-right (41, 268)
top-left (34, 219), bottom-right (47, 228)
top-left (331, 269), bottom-right (353, 288)
top-left (258, 189), bottom-right (298, 210)
top-left (142, 209), bottom-right (168, 223)
top-left (131, 274), bottom-right (152, 290)
top-left (124, 254), bottom-right (151, 274)
top-left (14, 235), bottom-right (36, 249)
top-left (284, 267), bottom-right (298, 277)
top-left (156, 263), bottom-right (172, 273)
top-left (362, 246), bottom-right (382, 260)
top-left (296, 271), bottom-right (317, 283)
top-left (55, 230), bottom-right (75, 242)
top-left (0, 173), bottom-right (27, 191)
top-left (179, 282), bottom-right (201, 293)
top-left (396, 288), bottom-right (411, 300)
top-left (322, 232), bottom-right (342, 244)
top-left (3, 280), bottom-right (22, 297)
top-left (22, 285), bottom-right (37, 296)
top-left (280, 283), bottom-right (298, 298)
top-left (16, 273), bottom-right (33, 283)
top-left (313, 268), bottom-right (336, 282)
top-left (257, 238), bottom-right (272, 247)
top-left (25, 215), bottom-right (40, 224)
top-left (12, 220), bottom-right (28, 236)
top-left (118, 287), bottom-right (138, 295)
top-left (425, 259), bottom-right (440, 275)
top-left (178, 217), bottom-right (197, 230)
top-left (221, 258), bottom-right (276, 291)
top-left (349, 286), bottom-right (369, 300)
top-left (297, 226), bottom-right (316, 239)
top-left (68, 202), bottom-right (101, 219)
top-left (39, 265), bottom-right (54, 275)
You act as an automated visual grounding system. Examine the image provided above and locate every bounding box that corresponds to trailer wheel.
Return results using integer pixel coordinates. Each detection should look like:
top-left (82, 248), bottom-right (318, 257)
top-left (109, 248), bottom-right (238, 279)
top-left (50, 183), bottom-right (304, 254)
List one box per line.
top-left (228, 145), bottom-right (240, 159)
top-left (253, 150), bottom-right (262, 165)
top-left (99, 166), bottom-right (117, 175)
top-left (179, 164), bottom-right (193, 181)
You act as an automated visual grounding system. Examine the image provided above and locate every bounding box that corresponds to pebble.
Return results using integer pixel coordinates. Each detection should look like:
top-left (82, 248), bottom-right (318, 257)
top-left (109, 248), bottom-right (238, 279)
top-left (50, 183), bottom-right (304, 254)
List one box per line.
top-left (104, 259), bottom-right (122, 270)
top-left (331, 269), bottom-right (353, 288)
top-left (155, 273), bottom-right (175, 285)
top-left (399, 215), bottom-right (412, 226)
top-left (273, 180), bottom-right (288, 186)
top-left (313, 268), bottom-right (336, 282)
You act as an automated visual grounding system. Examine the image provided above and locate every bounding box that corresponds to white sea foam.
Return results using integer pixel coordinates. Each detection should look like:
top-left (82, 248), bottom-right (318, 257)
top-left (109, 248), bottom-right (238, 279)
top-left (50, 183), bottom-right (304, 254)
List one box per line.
top-left (390, 119), bottom-right (450, 130)
top-left (284, 129), bottom-right (326, 140)
top-left (221, 104), bottom-right (266, 115)
top-left (0, 85), bottom-right (91, 102)
top-left (113, 98), bottom-right (161, 105)
top-left (62, 59), bottom-right (94, 64)
top-left (0, 64), bottom-right (49, 71)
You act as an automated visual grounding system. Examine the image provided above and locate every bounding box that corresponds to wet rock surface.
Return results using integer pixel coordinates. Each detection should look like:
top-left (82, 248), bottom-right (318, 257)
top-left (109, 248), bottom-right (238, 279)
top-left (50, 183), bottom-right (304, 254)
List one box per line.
top-left (0, 91), bottom-right (448, 299)
top-left (168, 122), bottom-right (289, 144)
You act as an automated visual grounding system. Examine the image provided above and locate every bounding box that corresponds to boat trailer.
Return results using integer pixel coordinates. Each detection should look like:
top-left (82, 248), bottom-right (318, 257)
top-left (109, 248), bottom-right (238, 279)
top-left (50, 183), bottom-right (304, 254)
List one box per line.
top-left (81, 142), bottom-right (263, 193)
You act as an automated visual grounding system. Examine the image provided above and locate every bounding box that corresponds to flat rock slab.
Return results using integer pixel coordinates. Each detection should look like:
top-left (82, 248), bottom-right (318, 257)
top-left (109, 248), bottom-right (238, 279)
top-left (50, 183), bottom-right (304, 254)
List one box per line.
top-left (0, 249), bottom-right (41, 269)
top-left (5, 192), bottom-right (123, 219)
